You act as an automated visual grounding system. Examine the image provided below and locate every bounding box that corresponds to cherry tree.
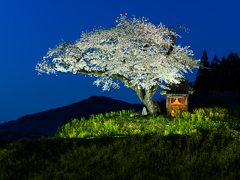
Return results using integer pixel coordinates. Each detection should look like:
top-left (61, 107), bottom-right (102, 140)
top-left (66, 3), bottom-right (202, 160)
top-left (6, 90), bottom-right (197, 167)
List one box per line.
top-left (35, 13), bottom-right (205, 116)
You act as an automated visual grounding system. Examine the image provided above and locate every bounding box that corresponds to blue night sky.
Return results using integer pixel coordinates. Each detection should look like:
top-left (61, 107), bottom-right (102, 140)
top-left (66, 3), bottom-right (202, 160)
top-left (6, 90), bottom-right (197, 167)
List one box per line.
top-left (1, 0), bottom-right (239, 124)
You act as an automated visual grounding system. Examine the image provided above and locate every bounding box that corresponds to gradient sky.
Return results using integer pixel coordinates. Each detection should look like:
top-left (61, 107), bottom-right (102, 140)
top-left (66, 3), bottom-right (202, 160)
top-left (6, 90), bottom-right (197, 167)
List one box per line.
top-left (1, 0), bottom-right (239, 124)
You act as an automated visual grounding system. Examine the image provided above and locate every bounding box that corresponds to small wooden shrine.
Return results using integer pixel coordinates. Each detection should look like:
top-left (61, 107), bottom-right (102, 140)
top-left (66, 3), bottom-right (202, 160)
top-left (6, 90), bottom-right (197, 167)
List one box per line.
top-left (160, 78), bottom-right (195, 117)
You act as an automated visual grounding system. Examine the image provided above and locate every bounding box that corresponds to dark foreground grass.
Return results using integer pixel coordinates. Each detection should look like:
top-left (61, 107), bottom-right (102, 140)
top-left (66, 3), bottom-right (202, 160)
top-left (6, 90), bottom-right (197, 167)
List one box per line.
top-left (0, 103), bottom-right (240, 180)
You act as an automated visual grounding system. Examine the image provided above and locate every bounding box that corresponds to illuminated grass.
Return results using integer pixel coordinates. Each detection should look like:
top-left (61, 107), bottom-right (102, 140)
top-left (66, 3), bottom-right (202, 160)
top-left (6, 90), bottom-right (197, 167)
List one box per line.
top-left (0, 105), bottom-right (240, 180)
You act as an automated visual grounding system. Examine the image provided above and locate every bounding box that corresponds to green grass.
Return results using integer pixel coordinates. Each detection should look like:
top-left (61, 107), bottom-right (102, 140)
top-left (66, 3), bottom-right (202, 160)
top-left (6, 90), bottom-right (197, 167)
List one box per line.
top-left (0, 102), bottom-right (240, 180)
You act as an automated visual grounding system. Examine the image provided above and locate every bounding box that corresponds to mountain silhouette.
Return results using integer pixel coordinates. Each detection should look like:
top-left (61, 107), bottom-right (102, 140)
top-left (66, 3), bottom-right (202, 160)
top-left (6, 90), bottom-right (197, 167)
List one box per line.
top-left (0, 95), bottom-right (146, 142)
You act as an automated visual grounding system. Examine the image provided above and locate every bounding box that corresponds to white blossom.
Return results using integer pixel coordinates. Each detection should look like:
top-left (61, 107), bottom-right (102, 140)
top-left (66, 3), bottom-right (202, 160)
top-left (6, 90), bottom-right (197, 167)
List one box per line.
top-left (35, 13), bottom-right (201, 92)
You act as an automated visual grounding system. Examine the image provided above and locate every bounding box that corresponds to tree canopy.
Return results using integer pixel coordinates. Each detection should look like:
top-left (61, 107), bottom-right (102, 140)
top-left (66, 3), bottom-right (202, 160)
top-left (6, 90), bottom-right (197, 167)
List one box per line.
top-left (35, 13), bottom-right (205, 115)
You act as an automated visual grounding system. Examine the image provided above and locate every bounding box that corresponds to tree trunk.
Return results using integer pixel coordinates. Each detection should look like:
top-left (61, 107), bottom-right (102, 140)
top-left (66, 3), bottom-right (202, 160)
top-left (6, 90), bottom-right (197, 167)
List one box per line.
top-left (142, 98), bottom-right (161, 116)
top-left (133, 79), bottom-right (163, 116)
top-left (114, 70), bottom-right (164, 116)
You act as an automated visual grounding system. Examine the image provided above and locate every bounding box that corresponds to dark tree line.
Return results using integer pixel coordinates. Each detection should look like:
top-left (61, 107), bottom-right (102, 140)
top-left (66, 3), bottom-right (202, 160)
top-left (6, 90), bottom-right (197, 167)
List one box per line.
top-left (187, 49), bottom-right (240, 111)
